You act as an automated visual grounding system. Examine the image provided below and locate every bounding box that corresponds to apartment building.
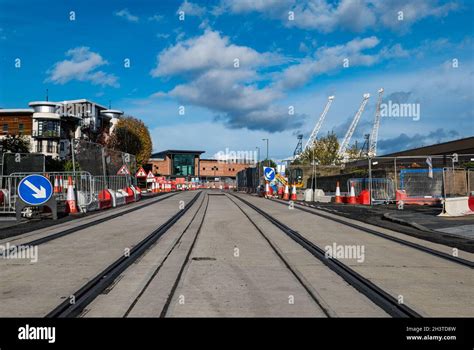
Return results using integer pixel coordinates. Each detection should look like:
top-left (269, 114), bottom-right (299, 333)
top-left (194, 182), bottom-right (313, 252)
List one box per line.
top-left (0, 99), bottom-right (123, 159)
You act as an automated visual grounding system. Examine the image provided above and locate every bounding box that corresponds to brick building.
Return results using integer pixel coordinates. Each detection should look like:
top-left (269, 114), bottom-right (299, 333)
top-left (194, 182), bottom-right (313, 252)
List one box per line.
top-left (147, 149), bottom-right (254, 181)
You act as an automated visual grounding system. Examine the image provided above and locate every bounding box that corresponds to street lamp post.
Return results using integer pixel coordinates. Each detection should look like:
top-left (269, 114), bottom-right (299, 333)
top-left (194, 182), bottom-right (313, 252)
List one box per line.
top-left (255, 146), bottom-right (260, 185)
top-left (262, 138), bottom-right (269, 167)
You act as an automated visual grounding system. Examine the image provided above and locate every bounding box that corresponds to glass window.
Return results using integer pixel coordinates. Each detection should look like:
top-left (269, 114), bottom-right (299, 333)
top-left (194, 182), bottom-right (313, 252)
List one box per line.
top-left (47, 141), bottom-right (54, 153)
top-left (172, 154), bottom-right (195, 176)
top-left (2, 124), bottom-right (8, 133)
top-left (37, 120), bottom-right (59, 137)
top-left (36, 141), bottom-right (43, 152)
top-left (18, 123), bottom-right (24, 134)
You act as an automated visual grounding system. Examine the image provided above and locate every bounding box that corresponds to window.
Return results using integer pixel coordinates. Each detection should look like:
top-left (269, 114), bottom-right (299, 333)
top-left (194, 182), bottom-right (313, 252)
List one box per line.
top-left (2, 124), bottom-right (8, 133)
top-left (18, 123), bottom-right (24, 134)
top-left (172, 154), bottom-right (195, 176)
top-left (60, 142), bottom-right (65, 152)
top-left (36, 120), bottom-right (59, 137)
top-left (47, 141), bottom-right (54, 153)
top-left (36, 141), bottom-right (43, 153)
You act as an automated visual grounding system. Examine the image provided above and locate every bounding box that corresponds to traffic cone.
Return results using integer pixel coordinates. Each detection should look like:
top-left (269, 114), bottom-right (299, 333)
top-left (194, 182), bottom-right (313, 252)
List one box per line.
top-left (59, 176), bottom-right (64, 192)
top-left (265, 182), bottom-right (270, 198)
top-left (277, 185), bottom-right (283, 198)
top-left (283, 184), bottom-right (290, 200)
top-left (348, 181), bottom-right (357, 204)
top-left (54, 176), bottom-right (60, 193)
top-left (290, 183), bottom-right (297, 201)
top-left (335, 181), bottom-right (342, 203)
top-left (66, 176), bottom-right (78, 214)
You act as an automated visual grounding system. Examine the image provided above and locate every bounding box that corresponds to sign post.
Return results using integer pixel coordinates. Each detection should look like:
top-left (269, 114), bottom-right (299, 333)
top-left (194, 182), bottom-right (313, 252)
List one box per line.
top-left (16, 174), bottom-right (56, 221)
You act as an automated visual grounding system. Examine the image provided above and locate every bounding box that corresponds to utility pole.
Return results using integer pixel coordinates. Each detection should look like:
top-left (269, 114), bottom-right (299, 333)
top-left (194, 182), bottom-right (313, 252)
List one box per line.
top-left (262, 138), bottom-right (269, 166)
top-left (256, 146), bottom-right (260, 184)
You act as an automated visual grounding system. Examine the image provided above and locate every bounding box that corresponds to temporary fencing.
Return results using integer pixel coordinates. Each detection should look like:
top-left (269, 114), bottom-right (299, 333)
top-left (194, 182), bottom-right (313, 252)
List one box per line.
top-left (0, 171), bottom-right (142, 220)
top-left (72, 139), bottom-right (137, 177)
top-left (347, 178), bottom-right (395, 203)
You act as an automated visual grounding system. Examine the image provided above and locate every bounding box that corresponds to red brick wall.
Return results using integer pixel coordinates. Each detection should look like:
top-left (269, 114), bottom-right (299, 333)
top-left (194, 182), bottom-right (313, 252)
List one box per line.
top-left (199, 160), bottom-right (253, 178)
top-left (149, 156), bottom-right (171, 176)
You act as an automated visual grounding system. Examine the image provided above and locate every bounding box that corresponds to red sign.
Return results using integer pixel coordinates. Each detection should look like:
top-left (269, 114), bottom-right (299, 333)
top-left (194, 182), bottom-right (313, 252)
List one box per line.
top-left (136, 167), bottom-right (147, 177)
top-left (117, 165), bottom-right (130, 175)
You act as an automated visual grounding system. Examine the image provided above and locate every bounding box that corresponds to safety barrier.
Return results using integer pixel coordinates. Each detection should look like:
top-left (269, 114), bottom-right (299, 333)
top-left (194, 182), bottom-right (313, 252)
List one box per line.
top-left (439, 197), bottom-right (474, 217)
top-left (0, 172), bottom-right (147, 219)
top-left (347, 178), bottom-right (395, 204)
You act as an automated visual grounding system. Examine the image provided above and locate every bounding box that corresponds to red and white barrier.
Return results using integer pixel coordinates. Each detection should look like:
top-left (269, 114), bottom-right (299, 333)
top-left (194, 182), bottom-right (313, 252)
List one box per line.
top-left (439, 196), bottom-right (474, 217)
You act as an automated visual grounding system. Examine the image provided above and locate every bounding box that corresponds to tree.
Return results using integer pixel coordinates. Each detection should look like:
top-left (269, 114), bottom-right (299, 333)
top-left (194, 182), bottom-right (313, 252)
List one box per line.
top-left (107, 116), bottom-right (152, 166)
top-left (0, 135), bottom-right (31, 153)
top-left (293, 132), bottom-right (341, 165)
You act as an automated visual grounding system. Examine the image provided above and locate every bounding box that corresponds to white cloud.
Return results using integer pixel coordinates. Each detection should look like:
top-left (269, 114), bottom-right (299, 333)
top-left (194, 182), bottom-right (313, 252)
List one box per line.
top-left (45, 47), bottom-right (119, 87)
top-left (156, 33), bottom-right (170, 39)
top-left (115, 8), bottom-right (139, 22)
top-left (151, 29), bottom-right (302, 132)
top-left (151, 29), bottom-right (275, 77)
top-left (148, 14), bottom-right (163, 22)
top-left (218, 0), bottom-right (459, 33)
top-left (275, 36), bottom-right (408, 89)
top-left (177, 1), bottom-right (206, 17)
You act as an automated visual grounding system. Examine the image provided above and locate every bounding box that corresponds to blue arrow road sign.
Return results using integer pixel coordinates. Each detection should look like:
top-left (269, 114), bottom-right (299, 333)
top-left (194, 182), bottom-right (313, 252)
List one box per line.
top-left (263, 167), bottom-right (275, 181)
top-left (18, 174), bottom-right (53, 206)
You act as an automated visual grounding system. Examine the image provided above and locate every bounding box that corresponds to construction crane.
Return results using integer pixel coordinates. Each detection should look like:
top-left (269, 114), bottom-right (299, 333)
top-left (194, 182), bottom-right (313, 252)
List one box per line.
top-left (337, 93), bottom-right (370, 160)
top-left (368, 88), bottom-right (384, 158)
top-left (303, 95), bottom-right (335, 152)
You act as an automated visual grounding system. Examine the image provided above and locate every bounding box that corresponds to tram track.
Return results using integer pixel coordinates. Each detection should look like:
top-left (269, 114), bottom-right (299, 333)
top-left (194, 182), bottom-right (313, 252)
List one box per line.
top-left (230, 193), bottom-right (422, 318)
top-left (46, 191), bottom-right (202, 318)
top-left (268, 197), bottom-right (473, 268)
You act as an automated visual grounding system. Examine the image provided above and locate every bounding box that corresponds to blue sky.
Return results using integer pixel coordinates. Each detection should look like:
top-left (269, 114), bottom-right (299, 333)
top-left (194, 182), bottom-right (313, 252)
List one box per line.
top-left (1, 0), bottom-right (473, 159)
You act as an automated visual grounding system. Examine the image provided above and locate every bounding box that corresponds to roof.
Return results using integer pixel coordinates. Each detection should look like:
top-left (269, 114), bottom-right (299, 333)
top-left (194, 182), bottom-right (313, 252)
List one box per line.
top-left (380, 136), bottom-right (474, 157)
top-left (59, 99), bottom-right (108, 110)
top-left (0, 108), bottom-right (34, 114)
top-left (150, 150), bottom-right (205, 158)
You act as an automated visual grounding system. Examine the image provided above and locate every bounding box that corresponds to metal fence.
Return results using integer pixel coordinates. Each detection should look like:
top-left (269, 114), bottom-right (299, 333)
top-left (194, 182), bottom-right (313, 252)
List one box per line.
top-left (443, 168), bottom-right (468, 198)
top-left (399, 168), bottom-right (443, 198)
top-left (72, 139), bottom-right (137, 177)
top-left (348, 178), bottom-right (395, 203)
top-left (1, 153), bottom-right (45, 175)
top-left (92, 175), bottom-right (133, 195)
top-left (468, 169), bottom-right (474, 195)
top-left (0, 171), bottom-right (135, 218)
top-left (338, 154), bottom-right (474, 204)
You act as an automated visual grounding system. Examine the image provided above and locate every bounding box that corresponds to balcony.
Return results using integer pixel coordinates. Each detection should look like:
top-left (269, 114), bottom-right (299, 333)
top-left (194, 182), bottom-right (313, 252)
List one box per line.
top-left (32, 130), bottom-right (60, 139)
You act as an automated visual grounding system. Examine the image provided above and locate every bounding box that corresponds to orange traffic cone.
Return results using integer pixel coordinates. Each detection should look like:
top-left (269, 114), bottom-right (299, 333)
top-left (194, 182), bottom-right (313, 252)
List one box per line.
top-left (59, 176), bottom-right (64, 192)
top-left (290, 183), bottom-right (297, 201)
top-left (277, 185), bottom-right (283, 198)
top-left (66, 176), bottom-right (78, 214)
top-left (335, 181), bottom-right (342, 203)
top-left (283, 184), bottom-right (290, 200)
top-left (53, 176), bottom-right (60, 193)
top-left (348, 181), bottom-right (357, 204)
top-left (265, 182), bottom-right (270, 198)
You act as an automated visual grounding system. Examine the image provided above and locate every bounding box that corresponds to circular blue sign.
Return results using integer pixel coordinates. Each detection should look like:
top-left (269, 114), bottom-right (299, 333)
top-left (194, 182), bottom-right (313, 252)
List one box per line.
top-left (264, 167), bottom-right (275, 181)
top-left (17, 174), bottom-right (53, 206)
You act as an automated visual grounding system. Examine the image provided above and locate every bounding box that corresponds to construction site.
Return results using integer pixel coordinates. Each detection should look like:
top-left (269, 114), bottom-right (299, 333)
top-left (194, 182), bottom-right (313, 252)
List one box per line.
top-left (0, 0), bottom-right (473, 347)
